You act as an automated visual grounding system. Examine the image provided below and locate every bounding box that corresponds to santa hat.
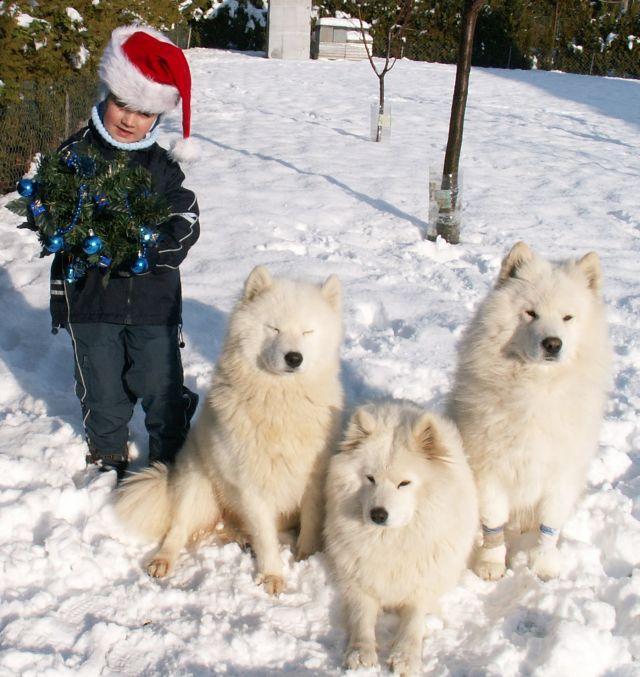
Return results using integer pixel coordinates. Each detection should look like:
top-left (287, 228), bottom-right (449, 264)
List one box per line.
top-left (99, 25), bottom-right (197, 162)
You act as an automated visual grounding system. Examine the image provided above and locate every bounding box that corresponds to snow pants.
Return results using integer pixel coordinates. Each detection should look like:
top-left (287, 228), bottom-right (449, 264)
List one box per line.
top-left (68, 322), bottom-right (196, 464)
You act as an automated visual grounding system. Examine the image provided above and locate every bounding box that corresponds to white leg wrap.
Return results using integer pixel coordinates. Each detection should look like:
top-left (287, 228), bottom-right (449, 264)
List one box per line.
top-left (537, 523), bottom-right (559, 549)
top-left (482, 523), bottom-right (505, 549)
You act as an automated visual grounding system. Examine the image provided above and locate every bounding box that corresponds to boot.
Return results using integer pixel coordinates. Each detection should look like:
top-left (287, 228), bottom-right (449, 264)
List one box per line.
top-left (86, 443), bottom-right (129, 481)
top-left (183, 386), bottom-right (199, 425)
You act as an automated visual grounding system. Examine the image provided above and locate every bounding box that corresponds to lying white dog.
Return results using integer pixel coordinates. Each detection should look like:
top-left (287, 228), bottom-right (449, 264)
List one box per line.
top-left (116, 266), bottom-right (344, 595)
top-left (449, 242), bottom-right (611, 580)
top-left (324, 402), bottom-right (478, 676)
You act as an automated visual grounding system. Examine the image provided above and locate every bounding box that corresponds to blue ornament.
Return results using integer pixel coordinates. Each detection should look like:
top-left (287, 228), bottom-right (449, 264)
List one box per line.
top-left (30, 199), bottom-right (46, 217)
top-left (83, 234), bottom-right (103, 255)
top-left (139, 226), bottom-right (155, 244)
top-left (131, 255), bottom-right (149, 275)
top-left (94, 193), bottom-right (110, 210)
top-left (17, 178), bottom-right (36, 198)
top-left (46, 234), bottom-right (65, 253)
top-left (63, 150), bottom-right (79, 170)
top-left (65, 262), bottom-right (86, 283)
top-left (98, 255), bottom-right (112, 269)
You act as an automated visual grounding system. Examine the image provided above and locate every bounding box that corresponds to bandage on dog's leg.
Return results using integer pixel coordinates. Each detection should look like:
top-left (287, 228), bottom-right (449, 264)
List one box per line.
top-left (538, 523), bottom-right (559, 548)
top-left (482, 523), bottom-right (505, 549)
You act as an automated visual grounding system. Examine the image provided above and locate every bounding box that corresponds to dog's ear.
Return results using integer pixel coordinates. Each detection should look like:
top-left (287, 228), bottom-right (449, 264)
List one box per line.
top-left (243, 266), bottom-right (272, 301)
top-left (321, 274), bottom-right (341, 311)
top-left (497, 242), bottom-right (534, 286)
top-left (341, 406), bottom-right (376, 452)
top-left (576, 251), bottom-right (602, 295)
top-left (412, 413), bottom-right (449, 461)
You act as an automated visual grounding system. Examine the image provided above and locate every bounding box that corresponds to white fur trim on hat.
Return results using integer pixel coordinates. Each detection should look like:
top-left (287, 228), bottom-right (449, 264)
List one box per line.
top-left (170, 136), bottom-right (199, 163)
top-left (99, 25), bottom-right (180, 114)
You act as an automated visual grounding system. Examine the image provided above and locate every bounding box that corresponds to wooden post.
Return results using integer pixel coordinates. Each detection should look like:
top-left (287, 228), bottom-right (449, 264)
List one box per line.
top-left (64, 92), bottom-right (71, 139)
top-left (435, 0), bottom-right (486, 243)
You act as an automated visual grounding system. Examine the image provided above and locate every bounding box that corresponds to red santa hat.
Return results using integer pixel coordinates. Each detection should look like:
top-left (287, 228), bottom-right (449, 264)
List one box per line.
top-left (99, 25), bottom-right (197, 162)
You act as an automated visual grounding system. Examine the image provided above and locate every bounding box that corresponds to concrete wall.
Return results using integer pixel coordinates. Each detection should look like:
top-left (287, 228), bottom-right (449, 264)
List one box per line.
top-left (267, 0), bottom-right (311, 59)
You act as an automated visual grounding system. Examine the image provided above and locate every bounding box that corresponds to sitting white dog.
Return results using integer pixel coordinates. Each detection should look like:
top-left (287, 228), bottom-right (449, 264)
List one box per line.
top-left (116, 266), bottom-right (343, 595)
top-left (449, 242), bottom-right (611, 580)
top-left (324, 402), bottom-right (478, 676)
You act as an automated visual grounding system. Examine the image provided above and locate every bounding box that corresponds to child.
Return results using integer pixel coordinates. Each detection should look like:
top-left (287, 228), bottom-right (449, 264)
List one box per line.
top-left (51, 25), bottom-right (200, 479)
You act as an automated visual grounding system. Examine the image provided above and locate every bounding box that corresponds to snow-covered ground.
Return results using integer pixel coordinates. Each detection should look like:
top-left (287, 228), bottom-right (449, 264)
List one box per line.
top-left (1, 49), bottom-right (639, 676)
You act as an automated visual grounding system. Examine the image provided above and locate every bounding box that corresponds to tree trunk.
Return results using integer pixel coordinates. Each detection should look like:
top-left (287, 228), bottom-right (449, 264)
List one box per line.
top-left (436, 0), bottom-right (486, 243)
top-left (376, 75), bottom-right (385, 142)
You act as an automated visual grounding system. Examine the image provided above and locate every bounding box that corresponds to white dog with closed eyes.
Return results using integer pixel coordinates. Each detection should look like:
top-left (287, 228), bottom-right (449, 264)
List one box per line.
top-left (116, 266), bottom-right (343, 595)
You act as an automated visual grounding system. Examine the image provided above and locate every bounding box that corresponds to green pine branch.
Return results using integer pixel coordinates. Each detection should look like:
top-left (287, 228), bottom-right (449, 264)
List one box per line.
top-left (6, 145), bottom-right (170, 271)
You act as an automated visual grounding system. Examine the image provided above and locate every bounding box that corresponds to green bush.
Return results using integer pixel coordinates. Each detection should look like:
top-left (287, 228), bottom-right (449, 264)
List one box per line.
top-left (191, 1), bottom-right (267, 52)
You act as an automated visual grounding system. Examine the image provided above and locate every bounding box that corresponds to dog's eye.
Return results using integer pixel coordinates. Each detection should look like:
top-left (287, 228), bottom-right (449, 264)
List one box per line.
top-left (267, 325), bottom-right (280, 334)
top-left (302, 330), bottom-right (314, 336)
top-left (366, 475), bottom-right (375, 484)
top-left (398, 480), bottom-right (411, 488)
top-left (525, 310), bottom-right (538, 320)
top-left (563, 315), bottom-right (573, 322)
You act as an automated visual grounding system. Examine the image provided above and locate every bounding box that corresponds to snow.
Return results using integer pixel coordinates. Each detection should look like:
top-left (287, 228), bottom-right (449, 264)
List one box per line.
top-left (318, 17), bottom-right (371, 30)
top-left (15, 12), bottom-right (38, 27)
top-left (70, 43), bottom-right (90, 69)
top-left (66, 7), bottom-right (83, 23)
top-left (1, 49), bottom-right (640, 675)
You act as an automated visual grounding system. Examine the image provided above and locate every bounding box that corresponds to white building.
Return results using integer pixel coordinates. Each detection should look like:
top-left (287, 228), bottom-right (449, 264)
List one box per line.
top-left (311, 17), bottom-right (372, 61)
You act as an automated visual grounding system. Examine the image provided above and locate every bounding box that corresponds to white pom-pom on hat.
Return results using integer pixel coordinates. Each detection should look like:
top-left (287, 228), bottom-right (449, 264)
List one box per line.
top-left (170, 137), bottom-right (200, 163)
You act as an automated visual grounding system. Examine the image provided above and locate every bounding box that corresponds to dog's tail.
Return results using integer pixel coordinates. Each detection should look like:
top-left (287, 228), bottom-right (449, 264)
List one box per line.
top-left (115, 463), bottom-right (172, 542)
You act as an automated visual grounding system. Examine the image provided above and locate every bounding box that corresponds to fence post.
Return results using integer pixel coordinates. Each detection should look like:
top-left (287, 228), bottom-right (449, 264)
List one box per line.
top-left (65, 91), bottom-right (71, 139)
top-left (590, 52), bottom-right (595, 75)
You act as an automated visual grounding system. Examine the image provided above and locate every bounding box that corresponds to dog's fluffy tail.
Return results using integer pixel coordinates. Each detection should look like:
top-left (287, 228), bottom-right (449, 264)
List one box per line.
top-left (115, 463), bottom-right (172, 542)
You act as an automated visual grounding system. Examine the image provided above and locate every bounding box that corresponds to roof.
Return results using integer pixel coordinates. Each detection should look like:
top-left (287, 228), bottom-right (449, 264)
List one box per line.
top-left (317, 17), bottom-right (371, 30)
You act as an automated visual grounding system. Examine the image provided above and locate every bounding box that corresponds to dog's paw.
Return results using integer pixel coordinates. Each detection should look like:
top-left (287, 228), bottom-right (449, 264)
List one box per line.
top-left (473, 546), bottom-right (507, 581)
top-left (147, 558), bottom-right (171, 578)
top-left (529, 546), bottom-right (562, 580)
top-left (258, 573), bottom-right (285, 596)
top-left (295, 535), bottom-right (321, 562)
top-left (344, 644), bottom-right (378, 670)
top-left (388, 648), bottom-right (420, 676)
top-left (474, 559), bottom-right (506, 581)
top-left (294, 542), bottom-right (319, 562)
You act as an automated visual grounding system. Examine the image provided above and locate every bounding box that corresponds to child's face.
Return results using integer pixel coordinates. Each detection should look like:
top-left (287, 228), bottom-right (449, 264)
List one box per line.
top-left (103, 97), bottom-right (159, 143)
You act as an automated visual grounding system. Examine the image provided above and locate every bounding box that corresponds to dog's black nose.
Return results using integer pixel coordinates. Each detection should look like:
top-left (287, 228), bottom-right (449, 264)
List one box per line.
top-left (541, 337), bottom-right (562, 355)
top-left (370, 507), bottom-right (388, 525)
top-left (284, 351), bottom-right (303, 368)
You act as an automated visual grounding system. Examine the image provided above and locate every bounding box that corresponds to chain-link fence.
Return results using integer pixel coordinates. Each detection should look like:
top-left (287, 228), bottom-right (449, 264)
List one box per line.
top-left (164, 25), bottom-right (194, 49)
top-left (474, 41), bottom-right (640, 79)
top-left (0, 73), bottom-right (98, 194)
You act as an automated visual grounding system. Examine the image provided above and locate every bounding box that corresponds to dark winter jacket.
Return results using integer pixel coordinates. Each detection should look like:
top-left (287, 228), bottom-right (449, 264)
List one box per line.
top-left (50, 120), bottom-right (200, 328)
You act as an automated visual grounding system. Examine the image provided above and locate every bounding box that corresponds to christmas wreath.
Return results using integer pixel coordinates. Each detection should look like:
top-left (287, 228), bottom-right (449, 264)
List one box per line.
top-left (6, 146), bottom-right (170, 282)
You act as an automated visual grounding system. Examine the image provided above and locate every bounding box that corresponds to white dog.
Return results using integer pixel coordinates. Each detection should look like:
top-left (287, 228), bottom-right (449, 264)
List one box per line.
top-left (116, 266), bottom-right (343, 595)
top-left (449, 242), bottom-right (610, 581)
top-left (324, 402), bottom-right (478, 676)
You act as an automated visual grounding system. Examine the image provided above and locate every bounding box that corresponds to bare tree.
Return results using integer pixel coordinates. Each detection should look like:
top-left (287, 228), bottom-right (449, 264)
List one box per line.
top-left (436, 0), bottom-right (487, 243)
top-left (356, 1), bottom-right (414, 142)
